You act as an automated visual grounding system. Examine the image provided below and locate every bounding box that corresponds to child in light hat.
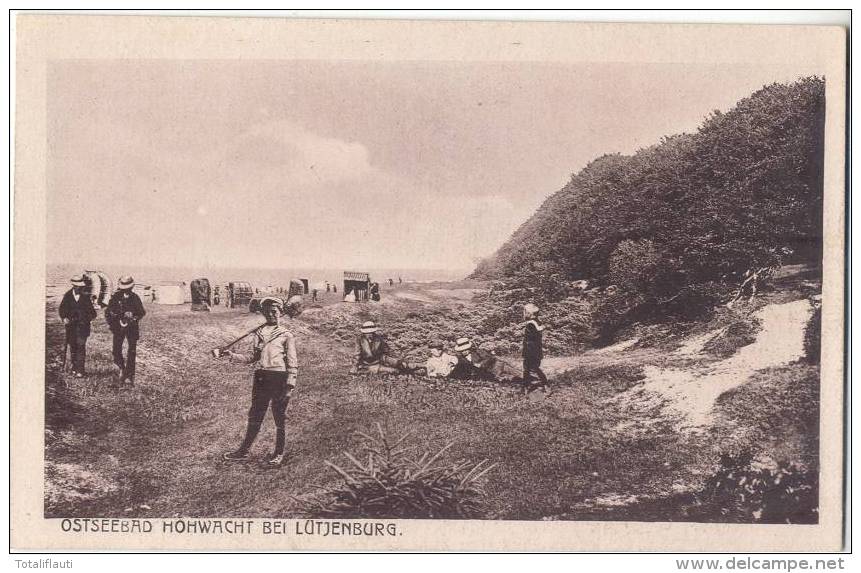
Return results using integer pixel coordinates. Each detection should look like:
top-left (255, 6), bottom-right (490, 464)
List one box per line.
top-left (522, 303), bottom-right (548, 394)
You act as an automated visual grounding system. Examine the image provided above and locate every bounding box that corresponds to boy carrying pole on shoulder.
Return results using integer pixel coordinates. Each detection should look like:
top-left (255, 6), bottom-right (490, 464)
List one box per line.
top-left (221, 295), bottom-right (302, 467)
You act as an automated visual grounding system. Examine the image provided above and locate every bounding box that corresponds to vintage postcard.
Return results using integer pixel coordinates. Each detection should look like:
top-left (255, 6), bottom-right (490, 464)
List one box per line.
top-left (12, 14), bottom-right (847, 551)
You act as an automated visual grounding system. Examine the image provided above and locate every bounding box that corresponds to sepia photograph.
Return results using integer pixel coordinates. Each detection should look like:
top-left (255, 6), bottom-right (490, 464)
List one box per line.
top-left (12, 13), bottom-right (847, 552)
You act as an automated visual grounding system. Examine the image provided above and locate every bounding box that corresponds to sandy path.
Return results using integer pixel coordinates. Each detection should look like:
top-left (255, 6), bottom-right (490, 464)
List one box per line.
top-left (392, 291), bottom-right (435, 303)
top-left (542, 343), bottom-right (658, 377)
top-left (427, 288), bottom-right (486, 301)
top-left (621, 299), bottom-right (813, 430)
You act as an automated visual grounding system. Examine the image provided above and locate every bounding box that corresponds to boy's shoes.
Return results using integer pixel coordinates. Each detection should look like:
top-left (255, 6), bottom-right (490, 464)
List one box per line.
top-left (265, 453), bottom-right (286, 467)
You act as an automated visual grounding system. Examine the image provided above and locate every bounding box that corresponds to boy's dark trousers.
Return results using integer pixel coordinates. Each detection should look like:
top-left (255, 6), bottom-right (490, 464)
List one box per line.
top-left (522, 359), bottom-right (548, 391)
top-left (112, 326), bottom-right (139, 381)
top-left (237, 370), bottom-right (292, 456)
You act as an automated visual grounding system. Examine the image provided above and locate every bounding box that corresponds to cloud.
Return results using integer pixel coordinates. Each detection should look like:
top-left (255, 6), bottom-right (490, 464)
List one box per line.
top-left (225, 121), bottom-right (375, 187)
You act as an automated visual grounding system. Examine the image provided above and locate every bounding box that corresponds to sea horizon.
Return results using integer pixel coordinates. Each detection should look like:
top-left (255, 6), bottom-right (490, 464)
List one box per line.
top-left (46, 261), bottom-right (473, 291)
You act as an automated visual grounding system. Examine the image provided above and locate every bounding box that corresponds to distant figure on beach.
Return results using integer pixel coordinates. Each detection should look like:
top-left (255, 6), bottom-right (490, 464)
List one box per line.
top-left (311, 288), bottom-right (318, 302)
top-left (424, 340), bottom-right (458, 379)
top-left (213, 285), bottom-right (221, 306)
top-left (106, 276), bottom-right (146, 386)
top-left (59, 274), bottom-right (98, 378)
top-left (332, 284), bottom-right (337, 294)
top-left (398, 276), bottom-right (402, 284)
top-left (350, 321), bottom-right (421, 376)
top-left (451, 337), bottom-right (519, 383)
top-left (521, 303), bottom-right (549, 395)
top-left (370, 282), bottom-right (380, 302)
top-left (222, 296), bottom-right (302, 466)
top-left (388, 278), bottom-right (394, 287)
top-left (325, 282), bottom-right (330, 293)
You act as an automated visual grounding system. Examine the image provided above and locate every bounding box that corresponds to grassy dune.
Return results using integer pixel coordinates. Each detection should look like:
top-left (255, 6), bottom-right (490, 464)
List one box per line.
top-left (44, 282), bottom-right (819, 522)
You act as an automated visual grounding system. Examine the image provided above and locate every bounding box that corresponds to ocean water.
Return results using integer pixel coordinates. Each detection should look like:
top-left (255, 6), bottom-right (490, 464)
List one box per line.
top-left (46, 263), bottom-right (469, 298)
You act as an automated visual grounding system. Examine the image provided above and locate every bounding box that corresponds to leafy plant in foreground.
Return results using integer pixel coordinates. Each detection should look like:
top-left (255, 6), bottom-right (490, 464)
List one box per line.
top-left (697, 451), bottom-right (818, 524)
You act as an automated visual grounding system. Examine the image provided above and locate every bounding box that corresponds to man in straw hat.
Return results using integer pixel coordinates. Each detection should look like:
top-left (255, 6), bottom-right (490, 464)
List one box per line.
top-left (222, 295), bottom-right (302, 466)
top-left (522, 303), bottom-right (549, 394)
top-left (451, 337), bottom-right (519, 383)
top-left (351, 320), bottom-right (420, 375)
top-left (59, 274), bottom-right (98, 378)
top-left (106, 276), bottom-right (146, 386)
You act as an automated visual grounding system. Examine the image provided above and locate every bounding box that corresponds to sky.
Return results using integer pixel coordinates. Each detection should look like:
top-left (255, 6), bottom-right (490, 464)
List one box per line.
top-left (46, 60), bottom-right (824, 272)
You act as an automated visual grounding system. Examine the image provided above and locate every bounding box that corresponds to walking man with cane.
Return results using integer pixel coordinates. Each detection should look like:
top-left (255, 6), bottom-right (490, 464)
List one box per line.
top-left (221, 295), bottom-right (302, 466)
top-left (106, 276), bottom-right (146, 386)
top-left (59, 274), bottom-right (98, 378)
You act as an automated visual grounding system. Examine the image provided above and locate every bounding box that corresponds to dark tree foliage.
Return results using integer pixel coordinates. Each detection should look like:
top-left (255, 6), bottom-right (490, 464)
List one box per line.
top-left (472, 78), bottom-right (826, 309)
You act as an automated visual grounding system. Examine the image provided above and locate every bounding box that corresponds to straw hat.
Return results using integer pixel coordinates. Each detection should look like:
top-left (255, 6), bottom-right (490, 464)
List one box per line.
top-left (454, 337), bottom-right (473, 352)
top-left (523, 303), bottom-right (540, 316)
top-left (360, 320), bottom-right (379, 334)
top-left (118, 276), bottom-right (135, 290)
top-left (70, 275), bottom-right (86, 287)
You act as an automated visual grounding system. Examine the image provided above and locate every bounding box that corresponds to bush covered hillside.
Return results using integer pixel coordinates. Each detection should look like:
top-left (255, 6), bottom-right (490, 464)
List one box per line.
top-left (471, 78), bottom-right (825, 327)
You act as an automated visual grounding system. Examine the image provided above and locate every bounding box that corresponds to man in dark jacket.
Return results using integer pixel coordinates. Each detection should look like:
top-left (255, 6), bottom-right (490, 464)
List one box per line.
top-left (522, 303), bottom-right (549, 394)
top-left (59, 275), bottom-right (98, 378)
top-left (105, 276), bottom-right (146, 385)
top-left (451, 337), bottom-right (519, 383)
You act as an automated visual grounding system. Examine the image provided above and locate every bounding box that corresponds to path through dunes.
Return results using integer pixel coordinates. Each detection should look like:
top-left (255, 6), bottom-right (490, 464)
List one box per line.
top-left (542, 299), bottom-right (814, 435)
top-left (617, 300), bottom-right (813, 430)
top-left (43, 285), bottom-right (818, 521)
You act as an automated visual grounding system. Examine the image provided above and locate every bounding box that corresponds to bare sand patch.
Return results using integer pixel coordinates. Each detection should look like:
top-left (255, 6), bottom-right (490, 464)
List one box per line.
top-left (625, 299), bottom-right (813, 430)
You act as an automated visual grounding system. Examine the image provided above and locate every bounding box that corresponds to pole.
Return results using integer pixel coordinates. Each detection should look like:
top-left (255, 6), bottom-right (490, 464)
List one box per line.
top-left (211, 323), bottom-right (265, 357)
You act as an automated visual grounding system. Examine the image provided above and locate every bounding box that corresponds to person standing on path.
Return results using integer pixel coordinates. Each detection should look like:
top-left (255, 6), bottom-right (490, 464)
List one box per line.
top-left (222, 295), bottom-right (302, 466)
top-left (58, 275), bottom-right (98, 378)
top-left (522, 303), bottom-right (549, 394)
top-left (105, 276), bottom-right (146, 385)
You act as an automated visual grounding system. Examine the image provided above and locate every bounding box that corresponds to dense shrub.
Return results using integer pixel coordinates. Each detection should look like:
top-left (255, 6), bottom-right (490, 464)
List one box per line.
top-left (471, 77), bottom-right (825, 333)
top-left (302, 424), bottom-right (496, 519)
top-left (803, 304), bottom-right (822, 364)
top-left (608, 239), bottom-right (663, 294)
top-left (696, 451), bottom-right (818, 524)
